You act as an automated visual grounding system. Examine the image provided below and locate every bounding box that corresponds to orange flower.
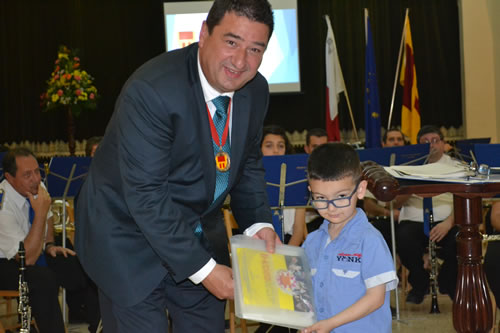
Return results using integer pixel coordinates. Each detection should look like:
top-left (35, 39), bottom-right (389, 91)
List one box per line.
top-left (65, 73), bottom-right (72, 80)
top-left (57, 89), bottom-right (64, 96)
top-left (73, 63), bottom-right (80, 69)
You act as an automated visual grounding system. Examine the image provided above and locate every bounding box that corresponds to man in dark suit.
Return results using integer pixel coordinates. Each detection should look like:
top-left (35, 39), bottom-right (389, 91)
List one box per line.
top-left (74, 0), bottom-right (278, 332)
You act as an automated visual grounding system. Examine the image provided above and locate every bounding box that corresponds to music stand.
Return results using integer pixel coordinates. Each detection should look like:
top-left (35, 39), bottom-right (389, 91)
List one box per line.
top-left (454, 138), bottom-right (491, 163)
top-left (357, 144), bottom-right (429, 320)
top-left (262, 154), bottom-right (309, 242)
top-left (474, 143), bottom-right (500, 167)
top-left (45, 156), bottom-right (91, 324)
top-left (357, 143), bottom-right (430, 166)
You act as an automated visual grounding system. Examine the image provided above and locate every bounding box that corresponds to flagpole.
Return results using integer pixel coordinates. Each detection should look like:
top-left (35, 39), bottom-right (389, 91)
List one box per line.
top-left (342, 73), bottom-right (359, 142)
top-left (387, 8), bottom-right (409, 130)
top-left (364, 8), bottom-right (368, 41)
top-left (338, 11), bottom-right (358, 143)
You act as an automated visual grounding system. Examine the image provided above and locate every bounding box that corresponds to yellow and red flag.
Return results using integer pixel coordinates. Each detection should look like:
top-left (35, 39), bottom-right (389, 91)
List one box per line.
top-left (400, 17), bottom-right (420, 144)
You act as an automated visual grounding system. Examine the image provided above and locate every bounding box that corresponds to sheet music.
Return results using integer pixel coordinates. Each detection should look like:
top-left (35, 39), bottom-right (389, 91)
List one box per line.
top-left (385, 163), bottom-right (500, 184)
top-left (387, 161), bottom-right (472, 179)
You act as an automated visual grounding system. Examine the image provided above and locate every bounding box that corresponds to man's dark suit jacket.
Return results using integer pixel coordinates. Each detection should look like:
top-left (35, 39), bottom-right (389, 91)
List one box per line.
top-left (75, 43), bottom-right (273, 307)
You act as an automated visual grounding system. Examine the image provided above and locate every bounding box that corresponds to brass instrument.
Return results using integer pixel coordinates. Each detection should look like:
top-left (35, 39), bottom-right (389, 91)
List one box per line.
top-left (483, 234), bottom-right (500, 242)
top-left (18, 241), bottom-right (31, 332)
top-left (51, 199), bottom-right (74, 233)
top-left (428, 213), bottom-right (440, 314)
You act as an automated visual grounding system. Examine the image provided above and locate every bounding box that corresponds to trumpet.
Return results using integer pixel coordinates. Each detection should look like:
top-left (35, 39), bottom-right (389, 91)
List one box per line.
top-left (18, 241), bottom-right (31, 332)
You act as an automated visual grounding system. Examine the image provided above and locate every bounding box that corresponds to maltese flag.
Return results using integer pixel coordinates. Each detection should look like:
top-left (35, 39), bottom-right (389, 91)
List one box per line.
top-left (324, 15), bottom-right (345, 142)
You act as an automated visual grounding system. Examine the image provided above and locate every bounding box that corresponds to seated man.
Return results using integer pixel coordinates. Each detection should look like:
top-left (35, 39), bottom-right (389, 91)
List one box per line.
top-left (0, 148), bottom-right (100, 333)
top-left (304, 128), bottom-right (329, 233)
top-left (484, 201), bottom-right (500, 311)
top-left (85, 136), bottom-right (103, 157)
top-left (303, 128), bottom-right (328, 154)
top-left (363, 128), bottom-right (405, 251)
top-left (394, 125), bottom-right (458, 304)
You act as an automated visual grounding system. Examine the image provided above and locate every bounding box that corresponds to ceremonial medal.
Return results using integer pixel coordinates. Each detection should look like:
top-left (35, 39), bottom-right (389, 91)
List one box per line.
top-left (215, 151), bottom-right (230, 172)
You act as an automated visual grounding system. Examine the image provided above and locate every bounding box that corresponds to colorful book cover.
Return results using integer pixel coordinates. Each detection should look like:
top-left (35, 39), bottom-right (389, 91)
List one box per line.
top-left (231, 235), bottom-right (316, 329)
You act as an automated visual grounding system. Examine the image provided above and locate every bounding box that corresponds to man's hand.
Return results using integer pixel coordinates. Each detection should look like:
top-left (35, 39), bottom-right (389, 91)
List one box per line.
top-left (429, 219), bottom-right (452, 243)
top-left (393, 209), bottom-right (400, 221)
top-left (201, 264), bottom-right (234, 300)
top-left (46, 246), bottom-right (76, 258)
top-left (27, 184), bottom-right (51, 217)
top-left (253, 227), bottom-right (281, 253)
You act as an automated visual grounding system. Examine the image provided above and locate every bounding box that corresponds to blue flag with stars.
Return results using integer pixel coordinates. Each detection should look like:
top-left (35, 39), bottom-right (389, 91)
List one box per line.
top-left (364, 13), bottom-right (381, 148)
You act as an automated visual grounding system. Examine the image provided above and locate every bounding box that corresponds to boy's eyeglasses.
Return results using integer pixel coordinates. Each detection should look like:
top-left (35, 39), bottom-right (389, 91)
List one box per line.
top-left (310, 182), bottom-right (360, 209)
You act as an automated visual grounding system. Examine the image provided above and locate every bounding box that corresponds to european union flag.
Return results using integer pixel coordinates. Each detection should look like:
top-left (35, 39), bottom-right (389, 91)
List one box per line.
top-left (364, 14), bottom-right (381, 148)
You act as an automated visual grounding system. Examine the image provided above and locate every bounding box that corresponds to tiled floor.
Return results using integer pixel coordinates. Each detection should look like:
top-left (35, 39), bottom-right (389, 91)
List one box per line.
top-left (233, 290), bottom-right (458, 333)
top-left (4, 288), bottom-right (500, 332)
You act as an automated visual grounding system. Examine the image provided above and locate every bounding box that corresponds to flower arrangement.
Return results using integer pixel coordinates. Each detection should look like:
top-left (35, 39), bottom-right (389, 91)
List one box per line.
top-left (40, 45), bottom-right (98, 116)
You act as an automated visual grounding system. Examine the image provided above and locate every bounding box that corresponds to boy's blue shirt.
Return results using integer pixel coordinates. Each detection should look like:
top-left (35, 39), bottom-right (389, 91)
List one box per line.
top-left (302, 208), bottom-right (398, 333)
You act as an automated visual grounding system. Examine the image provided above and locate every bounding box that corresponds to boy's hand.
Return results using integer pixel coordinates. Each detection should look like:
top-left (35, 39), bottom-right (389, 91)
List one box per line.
top-left (302, 319), bottom-right (334, 333)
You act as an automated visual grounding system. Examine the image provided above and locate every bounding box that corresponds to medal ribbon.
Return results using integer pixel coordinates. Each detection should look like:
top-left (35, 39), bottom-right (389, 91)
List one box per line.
top-left (206, 99), bottom-right (231, 149)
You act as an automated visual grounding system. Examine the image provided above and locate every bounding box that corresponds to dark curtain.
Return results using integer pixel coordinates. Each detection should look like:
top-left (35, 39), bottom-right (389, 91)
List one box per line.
top-left (0, 0), bottom-right (461, 143)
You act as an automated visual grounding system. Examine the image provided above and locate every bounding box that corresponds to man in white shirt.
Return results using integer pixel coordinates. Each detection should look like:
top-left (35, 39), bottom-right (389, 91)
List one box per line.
top-left (394, 125), bottom-right (458, 305)
top-left (363, 128), bottom-right (406, 250)
top-left (0, 148), bottom-right (99, 333)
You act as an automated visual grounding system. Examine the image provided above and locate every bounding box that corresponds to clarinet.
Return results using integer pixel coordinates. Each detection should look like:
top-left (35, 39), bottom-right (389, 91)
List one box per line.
top-left (428, 213), bottom-right (440, 314)
top-left (18, 241), bottom-right (31, 332)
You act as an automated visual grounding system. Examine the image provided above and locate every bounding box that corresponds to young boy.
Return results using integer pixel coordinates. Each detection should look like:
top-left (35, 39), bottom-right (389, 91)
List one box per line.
top-left (302, 143), bottom-right (397, 333)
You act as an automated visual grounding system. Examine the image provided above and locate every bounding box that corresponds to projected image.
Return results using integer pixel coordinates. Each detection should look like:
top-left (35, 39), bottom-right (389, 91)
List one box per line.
top-left (165, 13), bottom-right (207, 50)
top-left (259, 9), bottom-right (299, 86)
top-left (164, 0), bottom-right (301, 93)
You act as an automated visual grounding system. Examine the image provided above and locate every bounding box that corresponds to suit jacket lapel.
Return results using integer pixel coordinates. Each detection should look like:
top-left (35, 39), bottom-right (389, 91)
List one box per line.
top-left (187, 45), bottom-right (216, 207)
top-left (229, 91), bottom-right (250, 187)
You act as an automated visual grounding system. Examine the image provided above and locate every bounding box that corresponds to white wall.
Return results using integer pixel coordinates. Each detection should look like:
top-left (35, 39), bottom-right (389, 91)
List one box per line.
top-left (459, 0), bottom-right (500, 142)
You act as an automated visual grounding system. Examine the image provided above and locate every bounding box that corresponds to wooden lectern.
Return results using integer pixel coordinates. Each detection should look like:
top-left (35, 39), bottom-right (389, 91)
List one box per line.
top-left (362, 161), bottom-right (495, 333)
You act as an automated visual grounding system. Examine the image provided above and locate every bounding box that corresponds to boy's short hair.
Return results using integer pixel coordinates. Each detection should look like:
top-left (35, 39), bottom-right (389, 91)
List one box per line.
top-left (307, 143), bottom-right (361, 183)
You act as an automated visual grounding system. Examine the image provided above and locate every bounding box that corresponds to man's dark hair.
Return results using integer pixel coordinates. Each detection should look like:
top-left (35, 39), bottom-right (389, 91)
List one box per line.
top-left (2, 147), bottom-right (37, 177)
top-left (382, 127), bottom-right (404, 144)
top-left (417, 125), bottom-right (444, 142)
top-left (261, 125), bottom-right (294, 154)
top-left (306, 128), bottom-right (328, 146)
top-left (308, 143), bottom-right (361, 183)
top-left (85, 136), bottom-right (103, 157)
top-left (206, 0), bottom-right (274, 40)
